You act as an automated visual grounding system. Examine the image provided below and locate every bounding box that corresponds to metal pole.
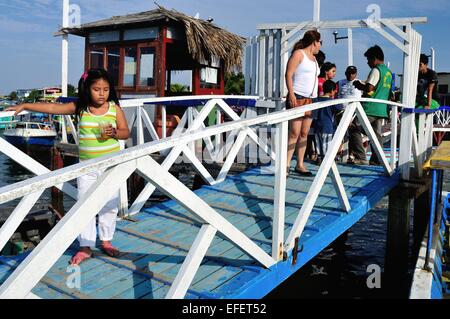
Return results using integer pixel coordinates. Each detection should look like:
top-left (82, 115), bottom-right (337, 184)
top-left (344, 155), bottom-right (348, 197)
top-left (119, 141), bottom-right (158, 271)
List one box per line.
top-left (62, 0), bottom-right (69, 98)
top-left (313, 0), bottom-right (320, 22)
top-left (347, 28), bottom-right (353, 66)
top-left (430, 47), bottom-right (435, 71)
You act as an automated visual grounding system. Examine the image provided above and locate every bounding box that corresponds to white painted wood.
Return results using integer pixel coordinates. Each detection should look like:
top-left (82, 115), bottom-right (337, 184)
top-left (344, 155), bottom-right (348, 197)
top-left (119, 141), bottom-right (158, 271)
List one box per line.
top-left (136, 157), bottom-right (275, 268)
top-left (272, 121), bottom-right (288, 260)
top-left (280, 28), bottom-right (288, 98)
top-left (181, 145), bottom-right (216, 185)
top-left (257, 17), bottom-right (427, 31)
top-left (267, 30), bottom-right (274, 98)
top-left (280, 22), bottom-right (309, 48)
top-left (347, 28), bottom-right (353, 66)
top-left (216, 100), bottom-right (275, 160)
top-left (258, 32), bottom-right (266, 98)
top-left (118, 140), bottom-right (129, 217)
top-left (284, 103), bottom-right (358, 252)
top-left (60, 115), bottom-right (68, 143)
top-left (0, 191), bottom-right (44, 253)
top-left (274, 30), bottom-right (282, 98)
top-left (166, 224), bottom-right (217, 299)
top-left (136, 105), bottom-right (144, 145)
top-left (366, 21), bottom-right (408, 54)
top-left (355, 103), bottom-right (393, 176)
top-left (215, 109), bottom-right (221, 152)
top-left (314, 0), bottom-right (321, 22)
top-left (330, 162), bottom-right (351, 212)
top-left (64, 115), bottom-right (78, 145)
top-left (216, 130), bottom-right (248, 183)
top-left (140, 107), bottom-right (159, 141)
top-left (0, 161), bottom-right (137, 298)
top-left (390, 106), bottom-right (398, 170)
top-left (251, 36), bottom-right (259, 96)
top-left (127, 100), bottom-right (218, 215)
top-left (161, 105), bottom-right (167, 138)
top-left (61, 0), bottom-right (69, 98)
top-left (0, 138), bottom-right (77, 199)
top-left (425, 113), bottom-right (433, 151)
top-left (381, 19), bottom-right (410, 42)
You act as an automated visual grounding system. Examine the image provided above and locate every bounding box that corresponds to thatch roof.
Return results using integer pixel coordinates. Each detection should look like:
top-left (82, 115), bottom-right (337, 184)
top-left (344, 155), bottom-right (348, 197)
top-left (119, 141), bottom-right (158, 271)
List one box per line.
top-left (57, 5), bottom-right (245, 73)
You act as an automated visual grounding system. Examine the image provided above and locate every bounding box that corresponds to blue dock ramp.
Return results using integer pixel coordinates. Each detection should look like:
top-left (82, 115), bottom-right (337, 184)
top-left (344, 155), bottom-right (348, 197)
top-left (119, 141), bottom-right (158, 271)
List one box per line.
top-left (0, 161), bottom-right (399, 299)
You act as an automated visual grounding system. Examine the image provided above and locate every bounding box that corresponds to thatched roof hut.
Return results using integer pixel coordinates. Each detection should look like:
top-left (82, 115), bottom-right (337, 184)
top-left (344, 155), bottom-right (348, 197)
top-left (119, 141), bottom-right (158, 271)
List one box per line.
top-left (57, 5), bottom-right (245, 73)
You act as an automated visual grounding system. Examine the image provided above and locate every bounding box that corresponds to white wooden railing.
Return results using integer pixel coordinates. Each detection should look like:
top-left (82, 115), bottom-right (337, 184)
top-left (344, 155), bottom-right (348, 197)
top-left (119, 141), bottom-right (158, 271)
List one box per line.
top-left (0, 96), bottom-right (434, 299)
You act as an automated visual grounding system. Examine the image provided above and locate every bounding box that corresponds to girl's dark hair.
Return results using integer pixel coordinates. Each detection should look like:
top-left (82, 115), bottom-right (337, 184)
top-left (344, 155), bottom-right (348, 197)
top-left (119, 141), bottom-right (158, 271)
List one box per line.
top-left (293, 29), bottom-right (321, 51)
top-left (75, 68), bottom-right (120, 121)
top-left (319, 62), bottom-right (336, 78)
top-left (315, 50), bottom-right (326, 68)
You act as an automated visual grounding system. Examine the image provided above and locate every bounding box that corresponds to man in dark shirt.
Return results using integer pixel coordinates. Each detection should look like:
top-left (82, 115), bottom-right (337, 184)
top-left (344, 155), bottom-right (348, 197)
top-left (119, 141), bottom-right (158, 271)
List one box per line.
top-left (417, 54), bottom-right (440, 109)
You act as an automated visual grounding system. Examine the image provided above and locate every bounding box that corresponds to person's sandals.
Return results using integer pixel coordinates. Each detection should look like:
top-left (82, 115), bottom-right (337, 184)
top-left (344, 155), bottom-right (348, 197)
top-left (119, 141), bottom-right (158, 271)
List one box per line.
top-left (69, 250), bottom-right (92, 265)
top-left (100, 242), bottom-right (121, 257)
top-left (294, 167), bottom-right (313, 176)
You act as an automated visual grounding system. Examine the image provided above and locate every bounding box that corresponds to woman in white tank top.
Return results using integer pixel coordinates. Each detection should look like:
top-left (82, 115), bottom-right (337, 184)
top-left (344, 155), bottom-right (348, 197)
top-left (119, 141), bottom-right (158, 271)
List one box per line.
top-left (285, 29), bottom-right (321, 176)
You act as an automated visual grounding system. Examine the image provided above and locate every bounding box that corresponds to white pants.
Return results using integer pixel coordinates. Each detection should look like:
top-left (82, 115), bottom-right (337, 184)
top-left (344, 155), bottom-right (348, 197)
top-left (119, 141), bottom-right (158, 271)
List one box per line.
top-left (77, 170), bottom-right (119, 248)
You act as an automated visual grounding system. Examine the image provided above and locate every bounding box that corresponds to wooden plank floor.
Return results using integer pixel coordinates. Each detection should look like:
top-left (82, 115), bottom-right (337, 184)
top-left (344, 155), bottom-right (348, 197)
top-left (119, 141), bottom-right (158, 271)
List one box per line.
top-left (0, 161), bottom-right (399, 299)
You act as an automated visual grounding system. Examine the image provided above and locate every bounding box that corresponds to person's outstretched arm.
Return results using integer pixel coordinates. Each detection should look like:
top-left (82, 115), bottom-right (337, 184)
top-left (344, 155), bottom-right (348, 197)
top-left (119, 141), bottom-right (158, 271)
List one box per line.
top-left (5, 102), bottom-right (76, 116)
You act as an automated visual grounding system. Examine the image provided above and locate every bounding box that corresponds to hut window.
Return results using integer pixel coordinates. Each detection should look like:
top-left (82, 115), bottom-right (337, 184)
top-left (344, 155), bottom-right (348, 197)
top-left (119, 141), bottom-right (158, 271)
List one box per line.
top-left (124, 47), bottom-right (137, 87)
top-left (200, 67), bottom-right (219, 85)
top-left (200, 57), bottom-right (221, 87)
top-left (90, 46), bottom-right (104, 69)
top-left (107, 47), bottom-right (120, 86)
top-left (139, 47), bottom-right (156, 87)
top-left (124, 27), bottom-right (159, 41)
top-left (89, 31), bottom-right (120, 43)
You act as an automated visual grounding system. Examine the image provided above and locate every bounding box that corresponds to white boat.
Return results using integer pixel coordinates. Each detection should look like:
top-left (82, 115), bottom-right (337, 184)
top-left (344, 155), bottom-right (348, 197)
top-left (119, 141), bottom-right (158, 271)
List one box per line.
top-left (3, 121), bottom-right (57, 147)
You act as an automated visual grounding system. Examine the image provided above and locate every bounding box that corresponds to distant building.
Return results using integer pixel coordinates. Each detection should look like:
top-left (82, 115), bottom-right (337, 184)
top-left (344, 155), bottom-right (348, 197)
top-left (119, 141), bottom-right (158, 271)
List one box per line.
top-left (40, 87), bottom-right (63, 102)
top-left (16, 89), bottom-right (34, 100)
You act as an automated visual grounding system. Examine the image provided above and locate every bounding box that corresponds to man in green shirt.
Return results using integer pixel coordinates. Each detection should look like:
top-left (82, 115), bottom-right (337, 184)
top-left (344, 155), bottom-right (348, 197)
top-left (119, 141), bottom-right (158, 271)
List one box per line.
top-left (353, 45), bottom-right (393, 165)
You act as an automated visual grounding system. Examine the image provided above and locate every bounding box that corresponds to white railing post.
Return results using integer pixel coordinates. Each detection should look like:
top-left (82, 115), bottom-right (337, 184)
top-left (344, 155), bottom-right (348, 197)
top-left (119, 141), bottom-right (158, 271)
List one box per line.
top-left (390, 105), bottom-right (398, 169)
top-left (272, 120), bottom-right (288, 260)
top-left (161, 105), bottom-right (167, 139)
top-left (136, 105), bottom-right (144, 145)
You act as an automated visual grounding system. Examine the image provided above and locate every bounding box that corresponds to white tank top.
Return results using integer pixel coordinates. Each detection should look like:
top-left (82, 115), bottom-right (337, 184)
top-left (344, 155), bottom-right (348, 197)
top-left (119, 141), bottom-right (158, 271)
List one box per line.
top-left (293, 50), bottom-right (320, 98)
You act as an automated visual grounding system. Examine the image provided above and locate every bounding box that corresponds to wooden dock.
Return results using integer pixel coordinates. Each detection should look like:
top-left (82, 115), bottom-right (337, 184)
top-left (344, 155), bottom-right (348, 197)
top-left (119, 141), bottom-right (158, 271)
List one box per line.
top-left (0, 161), bottom-right (399, 299)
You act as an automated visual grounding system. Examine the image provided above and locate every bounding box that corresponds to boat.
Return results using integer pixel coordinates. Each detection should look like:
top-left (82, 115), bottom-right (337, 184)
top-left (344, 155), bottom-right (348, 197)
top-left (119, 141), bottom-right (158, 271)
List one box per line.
top-left (3, 121), bottom-right (57, 147)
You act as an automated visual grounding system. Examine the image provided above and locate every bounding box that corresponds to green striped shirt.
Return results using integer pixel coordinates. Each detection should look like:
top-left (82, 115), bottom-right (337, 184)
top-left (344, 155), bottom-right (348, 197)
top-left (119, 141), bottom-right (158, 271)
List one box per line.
top-left (78, 102), bottom-right (120, 160)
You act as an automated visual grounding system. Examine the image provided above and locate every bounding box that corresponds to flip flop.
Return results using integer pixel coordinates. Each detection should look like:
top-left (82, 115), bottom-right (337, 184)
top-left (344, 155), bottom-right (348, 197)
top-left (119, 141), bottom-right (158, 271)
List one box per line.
top-left (294, 168), bottom-right (313, 176)
top-left (69, 250), bottom-right (92, 265)
top-left (100, 242), bottom-right (120, 257)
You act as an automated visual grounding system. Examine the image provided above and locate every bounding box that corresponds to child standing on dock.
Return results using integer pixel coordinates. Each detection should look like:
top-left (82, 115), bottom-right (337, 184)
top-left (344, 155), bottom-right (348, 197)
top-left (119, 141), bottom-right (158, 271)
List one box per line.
top-left (314, 80), bottom-right (343, 164)
top-left (6, 68), bottom-right (130, 265)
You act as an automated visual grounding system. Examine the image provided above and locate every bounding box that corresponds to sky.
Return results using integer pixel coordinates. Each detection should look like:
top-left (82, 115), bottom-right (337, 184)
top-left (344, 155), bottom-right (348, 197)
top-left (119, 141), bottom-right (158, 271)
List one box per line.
top-left (0, 0), bottom-right (449, 95)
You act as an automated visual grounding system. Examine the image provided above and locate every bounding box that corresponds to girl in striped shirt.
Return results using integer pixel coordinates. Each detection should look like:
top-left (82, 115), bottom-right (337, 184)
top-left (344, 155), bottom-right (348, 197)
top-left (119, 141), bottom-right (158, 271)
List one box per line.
top-left (7, 68), bottom-right (130, 265)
